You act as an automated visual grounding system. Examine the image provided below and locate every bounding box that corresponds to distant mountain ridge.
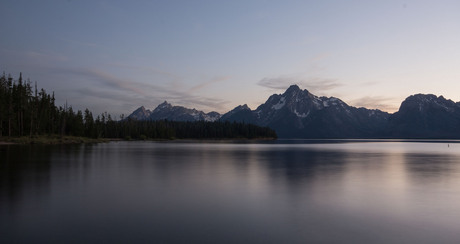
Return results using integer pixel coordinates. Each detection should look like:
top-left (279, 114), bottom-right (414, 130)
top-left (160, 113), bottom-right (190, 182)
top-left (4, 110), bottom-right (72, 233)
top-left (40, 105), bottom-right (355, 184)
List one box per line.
top-left (221, 85), bottom-right (390, 138)
top-left (128, 101), bottom-right (221, 122)
top-left (387, 94), bottom-right (460, 138)
top-left (127, 85), bottom-right (460, 138)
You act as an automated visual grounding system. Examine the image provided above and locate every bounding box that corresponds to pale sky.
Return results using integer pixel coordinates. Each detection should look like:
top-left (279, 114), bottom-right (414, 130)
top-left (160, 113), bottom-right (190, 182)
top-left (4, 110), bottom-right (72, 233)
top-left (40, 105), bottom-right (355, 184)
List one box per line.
top-left (1, 0), bottom-right (459, 117)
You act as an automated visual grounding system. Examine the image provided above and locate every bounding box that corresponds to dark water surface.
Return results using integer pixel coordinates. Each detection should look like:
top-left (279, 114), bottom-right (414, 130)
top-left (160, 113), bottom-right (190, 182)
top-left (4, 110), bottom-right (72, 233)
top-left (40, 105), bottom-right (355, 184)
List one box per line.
top-left (2, 140), bottom-right (460, 243)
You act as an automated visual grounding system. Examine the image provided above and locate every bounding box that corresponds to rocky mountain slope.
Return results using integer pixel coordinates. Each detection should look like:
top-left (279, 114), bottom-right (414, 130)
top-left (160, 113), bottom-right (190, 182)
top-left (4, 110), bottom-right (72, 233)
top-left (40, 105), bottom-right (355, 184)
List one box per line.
top-left (221, 85), bottom-right (390, 138)
top-left (386, 94), bottom-right (460, 138)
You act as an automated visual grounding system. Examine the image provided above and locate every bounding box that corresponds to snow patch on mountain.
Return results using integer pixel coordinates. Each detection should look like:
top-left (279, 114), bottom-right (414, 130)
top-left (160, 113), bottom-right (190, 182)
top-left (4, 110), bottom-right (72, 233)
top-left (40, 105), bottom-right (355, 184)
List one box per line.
top-left (272, 97), bottom-right (286, 110)
top-left (294, 109), bottom-right (309, 118)
top-left (313, 97), bottom-right (322, 109)
top-left (127, 101), bottom-right (221, 122)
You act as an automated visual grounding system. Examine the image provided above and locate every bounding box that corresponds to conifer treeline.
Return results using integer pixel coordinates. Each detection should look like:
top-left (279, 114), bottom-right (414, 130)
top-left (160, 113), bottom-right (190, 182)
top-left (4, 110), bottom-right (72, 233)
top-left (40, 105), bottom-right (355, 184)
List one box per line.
top-left (0, 73), bottom-right (277, 139)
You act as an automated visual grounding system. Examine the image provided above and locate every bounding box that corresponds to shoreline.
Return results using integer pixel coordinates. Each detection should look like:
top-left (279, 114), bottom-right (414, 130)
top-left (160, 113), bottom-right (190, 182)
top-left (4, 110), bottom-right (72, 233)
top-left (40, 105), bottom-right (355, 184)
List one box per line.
top-left (0, 141), bottom-right (16, 145)
top-left (3, 137), bottom-right (459, 145)
top-left (0, 136), bottom-right (110, 145)
top-left (0, 136), bottom-right (275, 145)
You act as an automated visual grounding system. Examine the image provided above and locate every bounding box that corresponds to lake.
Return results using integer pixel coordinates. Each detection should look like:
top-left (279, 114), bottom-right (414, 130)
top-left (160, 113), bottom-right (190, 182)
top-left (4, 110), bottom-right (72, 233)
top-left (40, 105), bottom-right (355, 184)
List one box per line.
top-left (2, 140), bottom-right (460, 243)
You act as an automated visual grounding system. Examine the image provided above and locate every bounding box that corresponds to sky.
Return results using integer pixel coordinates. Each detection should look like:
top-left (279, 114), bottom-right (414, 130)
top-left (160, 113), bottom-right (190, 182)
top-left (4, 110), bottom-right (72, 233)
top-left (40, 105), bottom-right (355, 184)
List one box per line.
top-left (1, 0), bottom-right (460, 117)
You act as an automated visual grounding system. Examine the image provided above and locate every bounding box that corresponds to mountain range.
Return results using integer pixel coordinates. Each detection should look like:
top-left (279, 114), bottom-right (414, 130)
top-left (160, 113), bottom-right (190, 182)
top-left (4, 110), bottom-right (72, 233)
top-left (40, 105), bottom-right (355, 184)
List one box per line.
top-left (128, 85), bottom-right (460, 139)
top-left (128, 101), bottom-right (220, 122)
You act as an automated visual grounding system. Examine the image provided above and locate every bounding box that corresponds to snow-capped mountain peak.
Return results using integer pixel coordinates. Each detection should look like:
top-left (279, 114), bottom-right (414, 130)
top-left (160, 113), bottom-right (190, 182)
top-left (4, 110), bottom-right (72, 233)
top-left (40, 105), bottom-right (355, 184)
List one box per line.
top-left (222, 84), bottom-right (390, 137)
top-left (253, 84), bottom-right (350, 121)
top-left (127, 101), bottom-right (221, 122)
top-left (155, 101), bottom-right (173, 111)
top-left (127, 85), bottom-right (460, 139)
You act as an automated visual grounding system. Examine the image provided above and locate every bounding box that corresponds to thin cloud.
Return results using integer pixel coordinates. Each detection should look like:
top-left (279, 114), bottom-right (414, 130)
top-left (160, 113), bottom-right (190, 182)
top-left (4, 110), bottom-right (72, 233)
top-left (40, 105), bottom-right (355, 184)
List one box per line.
top-left (349, 96), bottom-right (400, 112)
top-left (304, 78), bottom-right (342, 92)
top-left (258, 76), bottom-right (342, 93)
top-left (309, 53), bottom-right (331, 63)
top-left (54, 67), bottom-right (230, 114)
top-left (108, 62), bottom-right (182, 80)
top-left (189, 76), bottom-right (231, 92)
top-left (56, 68), bottom-right (150, 97)
top-left (358, 81), bottom-right (379, 86)
top-left (178, 96), bottom-right (229, 112)
top-left (73, 87), bottom-right (140, 103)
top-left (258, 77), bottom-right (292, 90)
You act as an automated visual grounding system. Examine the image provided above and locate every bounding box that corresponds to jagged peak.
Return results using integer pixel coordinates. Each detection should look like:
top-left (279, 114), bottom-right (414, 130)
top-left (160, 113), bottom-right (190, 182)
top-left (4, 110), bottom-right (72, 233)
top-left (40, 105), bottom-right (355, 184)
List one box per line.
top-left (131, 105), bottom-right (152, 114)
top-left (283, 84), bottom-right (303, 95)
top-left (224, 104), bottom-right (251, 115)
top-left (134, 106), bottom-right (146, 111)
top-left (287, 84), bottom-right (300, 91)
top-left (155, 101), bottom-right (173, 110)
top-left (322, 96), bottom-right (346, 104)
top-left (207, 111), bottom-right (221, 116)
top-left (160, 100), bottom-right (171, 106)
top-left (407, 93), bottom-right (437, 100)
top-left (127, 105), bottom-right (151, 120)
top-left (397, 93), bottom-right (459, 113)
top-left (235, 104), bottom-right (250, 110)
top-left (281, 85), bottom-right (316, 102)
top-left (403, 94), bottom-right (453, 105)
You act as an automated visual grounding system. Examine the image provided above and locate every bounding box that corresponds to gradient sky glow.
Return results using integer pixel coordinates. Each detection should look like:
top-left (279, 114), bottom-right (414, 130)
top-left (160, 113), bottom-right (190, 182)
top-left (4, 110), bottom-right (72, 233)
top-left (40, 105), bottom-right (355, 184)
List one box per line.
top-left (1, 0), bottom-right (460, 116)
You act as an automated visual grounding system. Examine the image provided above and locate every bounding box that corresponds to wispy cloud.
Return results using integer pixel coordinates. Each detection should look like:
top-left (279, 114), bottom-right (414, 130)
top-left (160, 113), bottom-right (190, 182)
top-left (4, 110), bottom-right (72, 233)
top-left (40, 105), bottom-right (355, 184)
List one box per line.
top-left (189, 76), bottom-right (231, 92)
top-left (0, 48), bottom-right (231, 114)
top-left (53, 67), bottom-right (230, 114)
top-left (108, 62), bottom-right (182, 80)
top-left (61, 68), bottom-right (150, 96)
top-left (358, 81), bottom-right (379, 87)
top-left (258, 76), bottom-right (342, 94)
top-left (308, 53), bottom-right (331, 63)
top-left (349, 96), bottom-right (400, 112)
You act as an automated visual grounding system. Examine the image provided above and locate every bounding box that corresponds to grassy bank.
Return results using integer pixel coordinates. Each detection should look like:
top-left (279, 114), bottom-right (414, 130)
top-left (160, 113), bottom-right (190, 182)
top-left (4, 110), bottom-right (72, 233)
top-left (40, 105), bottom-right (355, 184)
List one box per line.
top-left (0, 135), bottom-right (110, 145)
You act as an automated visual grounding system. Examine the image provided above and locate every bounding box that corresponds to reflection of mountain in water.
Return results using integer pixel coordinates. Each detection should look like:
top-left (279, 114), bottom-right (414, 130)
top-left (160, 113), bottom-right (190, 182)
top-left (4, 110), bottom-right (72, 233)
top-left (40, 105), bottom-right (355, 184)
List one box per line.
top-left (3, 142), bottom-right (460, 243)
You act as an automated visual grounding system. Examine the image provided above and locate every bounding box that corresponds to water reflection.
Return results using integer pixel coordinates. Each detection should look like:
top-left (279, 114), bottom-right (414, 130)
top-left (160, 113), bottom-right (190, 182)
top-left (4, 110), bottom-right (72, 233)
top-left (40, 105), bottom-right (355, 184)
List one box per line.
top-left (1, 141), bottom-right (460, 243)
top-left (0, 145), bottom-right (52, 208)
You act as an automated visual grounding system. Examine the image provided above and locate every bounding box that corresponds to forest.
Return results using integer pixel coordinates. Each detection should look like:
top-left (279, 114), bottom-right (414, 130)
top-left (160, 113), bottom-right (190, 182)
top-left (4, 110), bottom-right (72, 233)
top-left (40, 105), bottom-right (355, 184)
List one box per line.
top-left (0, 73), bottom-right (277, 140)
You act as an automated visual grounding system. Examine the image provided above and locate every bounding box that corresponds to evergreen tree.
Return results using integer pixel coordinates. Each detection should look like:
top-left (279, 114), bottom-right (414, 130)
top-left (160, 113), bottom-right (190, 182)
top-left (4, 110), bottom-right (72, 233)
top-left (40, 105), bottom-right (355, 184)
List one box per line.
top-left (0, 72), bottom-right (277, 140)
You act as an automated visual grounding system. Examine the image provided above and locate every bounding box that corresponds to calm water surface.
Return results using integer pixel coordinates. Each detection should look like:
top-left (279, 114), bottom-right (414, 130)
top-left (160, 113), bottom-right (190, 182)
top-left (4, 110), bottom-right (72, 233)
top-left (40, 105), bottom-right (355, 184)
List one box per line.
top-left (2, 140), bottom-right (460, 243)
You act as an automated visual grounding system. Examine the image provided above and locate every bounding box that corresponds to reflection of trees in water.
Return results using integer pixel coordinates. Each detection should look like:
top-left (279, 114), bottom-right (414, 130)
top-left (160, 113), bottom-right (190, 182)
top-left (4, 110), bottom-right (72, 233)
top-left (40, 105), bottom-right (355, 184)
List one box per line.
top-left (0, 144), bottom-right (92, 211)
top-left (0, 145), bottom-right (53, 210)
